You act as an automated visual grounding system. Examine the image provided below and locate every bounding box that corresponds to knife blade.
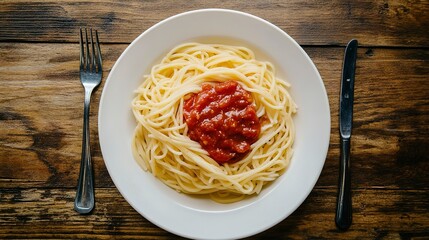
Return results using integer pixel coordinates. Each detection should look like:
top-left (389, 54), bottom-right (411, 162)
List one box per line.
top-left (336, 39), bottom-right (358, 230)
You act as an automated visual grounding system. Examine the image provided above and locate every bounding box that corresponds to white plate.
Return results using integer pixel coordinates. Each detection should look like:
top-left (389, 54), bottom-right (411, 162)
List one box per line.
top-left (99, 9), bottom-right (330, 239)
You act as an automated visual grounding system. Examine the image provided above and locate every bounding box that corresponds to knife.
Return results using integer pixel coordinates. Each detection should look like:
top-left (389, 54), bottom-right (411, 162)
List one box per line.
top-left (336, 39), bottom-right (358, 230)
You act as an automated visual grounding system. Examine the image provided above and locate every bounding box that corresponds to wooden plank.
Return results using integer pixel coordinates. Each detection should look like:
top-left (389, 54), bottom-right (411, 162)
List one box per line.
top-left (0, 43), bottom-right (428, 189)
top-left (307, 47), bottom-right (429, 189)
top-left (0, 188), bottom-right (427, 239)
top-left (0, 0), bottom-right (428, 47)
top-left (0, 43), bottom-right (126, 188)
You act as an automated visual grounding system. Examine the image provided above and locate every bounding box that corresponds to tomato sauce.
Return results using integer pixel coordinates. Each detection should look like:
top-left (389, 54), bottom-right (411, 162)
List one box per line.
top-left (183, 81), bottom-right (261, 163)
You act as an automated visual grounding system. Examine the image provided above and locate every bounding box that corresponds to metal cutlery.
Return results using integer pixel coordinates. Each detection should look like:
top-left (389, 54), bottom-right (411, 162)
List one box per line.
top-left (336, 39), bottom-right (358, 230)
top-left (74, 28), bottom-right (102, 214)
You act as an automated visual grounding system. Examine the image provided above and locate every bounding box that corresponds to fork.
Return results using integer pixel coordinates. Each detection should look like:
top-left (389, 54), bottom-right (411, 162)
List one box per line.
top-left (74, 28), bottom-right (102, 214)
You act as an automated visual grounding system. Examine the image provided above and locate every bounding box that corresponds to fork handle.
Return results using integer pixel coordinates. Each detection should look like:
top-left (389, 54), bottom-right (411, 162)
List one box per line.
top-left (74, 88), bottom-right (95, 214)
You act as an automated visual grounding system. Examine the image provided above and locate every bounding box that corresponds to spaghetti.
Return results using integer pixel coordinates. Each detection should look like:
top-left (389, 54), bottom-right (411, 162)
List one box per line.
top-left (131, 43), bottom-right (296, 203)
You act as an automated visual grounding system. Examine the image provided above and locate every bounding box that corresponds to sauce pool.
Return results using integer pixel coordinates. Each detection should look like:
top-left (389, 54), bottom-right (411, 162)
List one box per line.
top-left (183, 81), bottom-right (261, 163)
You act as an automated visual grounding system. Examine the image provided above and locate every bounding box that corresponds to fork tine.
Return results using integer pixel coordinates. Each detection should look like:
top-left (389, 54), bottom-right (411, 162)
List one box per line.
top-left (85, 28), bottom-right (90, 71)
top-left (79, 28), bottom-right (84, 70)
top-left (95, 30), bottom-right (102, 72)
top-left (90, 28), bottom-right (96, 71)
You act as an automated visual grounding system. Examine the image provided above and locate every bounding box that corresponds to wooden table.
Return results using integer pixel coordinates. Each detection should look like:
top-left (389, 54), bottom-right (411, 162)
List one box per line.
top-left (1, 1), bottom-right (428, 239)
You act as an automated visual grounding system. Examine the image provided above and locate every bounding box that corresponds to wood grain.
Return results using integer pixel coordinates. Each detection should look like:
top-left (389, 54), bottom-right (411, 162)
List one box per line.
top-left (0, 0), bottom-right (428, 47)
top-left (0, 188), bottom-right (428, 239)
top-left (1, 43), bottom-right (428, 190)
top-left (0, 43), bottom-right (125, 188)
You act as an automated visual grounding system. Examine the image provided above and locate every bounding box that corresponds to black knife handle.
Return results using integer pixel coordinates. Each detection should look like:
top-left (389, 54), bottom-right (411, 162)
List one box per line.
top-left (336, 137), bottom-right (352, 230)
